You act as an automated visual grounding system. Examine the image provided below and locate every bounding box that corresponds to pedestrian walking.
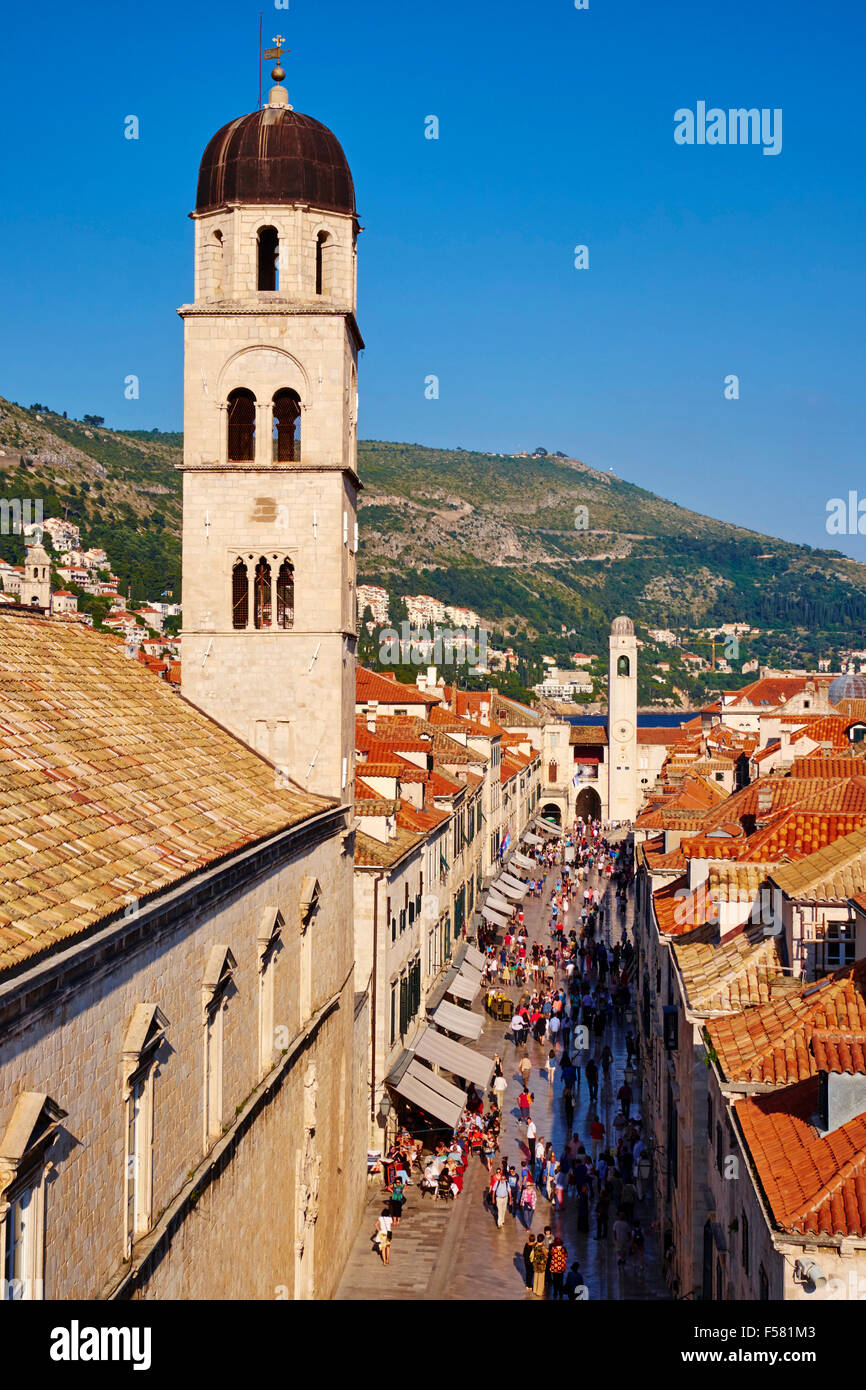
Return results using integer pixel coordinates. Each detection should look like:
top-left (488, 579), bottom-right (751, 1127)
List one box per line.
top-left (493, 1172), bottom-right (509, 1228)
top-left (511, 1012), bottom-right (526, 1047)
top-left (389, 1177), bottom-right (406, 1226)
top-left (518, 1055), bottom-right (533, 1088)
top-left (375, 1211), bottom-right (393, 1265)
top-left (613, 1213), bottom-right (631, 1265)
top-left (523, 1233), bottom-right (536, 1291)
top-left (517, 1088), bottom-right (534, 1125)
top-left (547, 1236), bottom-right (569, 1298)
top-left (617, 1081), bottom-right (633, 1119)
top-left (546, 1048), bottom-right (556, 1083)
top-left (520, 1175), bottom-right (538, 1227)
top-left (530, 1236), bottom-right (549, 1296)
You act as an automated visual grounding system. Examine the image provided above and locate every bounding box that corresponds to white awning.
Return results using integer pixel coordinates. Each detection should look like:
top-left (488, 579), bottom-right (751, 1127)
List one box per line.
top-left (536, 818), bottom-right (561, 836)
top-left (415, 1025), bottom-right (494, 1090)
top-left (445, 972), bottom-right (479, 1003)
top-left (494, 878), bottom-right (526, 900)
top-left (391, 1059), bottom-right (465, 1129)
top-left (485, 892), bottom-right (512, 913)
top-left (522, 832), bottom-right (543, 847)
top-left (482, 904), bottom-right (510, 928)
top-left (431, 999), bottom-right (484, 1040)
top-left (499, 871), bottom-right (527, 891)
top-left (461, 944), bottom-right (486, 972)
top-left (512, 850), bottom-right (535, 870)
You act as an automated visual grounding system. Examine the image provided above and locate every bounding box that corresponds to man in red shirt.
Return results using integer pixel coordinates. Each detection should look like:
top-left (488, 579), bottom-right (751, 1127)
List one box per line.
top-left (589, 1115), bottom-right (605, 1163)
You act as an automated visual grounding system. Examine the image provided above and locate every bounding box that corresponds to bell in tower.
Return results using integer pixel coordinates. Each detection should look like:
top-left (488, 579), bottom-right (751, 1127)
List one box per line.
top-left (178, 45), bottom-right (361, 803)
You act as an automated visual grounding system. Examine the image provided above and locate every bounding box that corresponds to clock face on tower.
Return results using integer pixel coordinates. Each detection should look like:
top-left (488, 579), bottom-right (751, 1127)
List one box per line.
top-left (615, 720), bottom-right (633, 742)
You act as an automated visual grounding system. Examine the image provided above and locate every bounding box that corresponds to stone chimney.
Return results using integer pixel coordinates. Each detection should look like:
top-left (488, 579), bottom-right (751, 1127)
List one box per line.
top-left (366, 700), bottom-right (378, 733)
top-left (812, 1030), bottom-right (866, 1136)
top-left (480, 700), bottom-right (490, 726)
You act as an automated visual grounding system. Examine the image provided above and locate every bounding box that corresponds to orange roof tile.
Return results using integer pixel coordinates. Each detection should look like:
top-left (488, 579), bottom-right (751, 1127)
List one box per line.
top-left (708, 961), bottom-right (866, 1085)
top-left (736, 1078), bottom-right (866, 1238)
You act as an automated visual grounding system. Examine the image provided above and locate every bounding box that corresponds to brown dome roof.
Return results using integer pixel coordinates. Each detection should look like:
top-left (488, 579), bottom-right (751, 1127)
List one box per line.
top-left (196, 106), bottom-right (355, 216)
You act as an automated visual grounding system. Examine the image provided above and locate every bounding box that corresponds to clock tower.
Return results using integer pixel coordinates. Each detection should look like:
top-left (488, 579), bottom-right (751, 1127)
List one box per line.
top-left (607, 615), bottom-right (638, 823)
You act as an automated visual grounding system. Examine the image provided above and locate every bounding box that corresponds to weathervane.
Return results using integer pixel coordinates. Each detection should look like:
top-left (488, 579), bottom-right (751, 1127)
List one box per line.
top-left (264, 34), bottom-right (287, 84)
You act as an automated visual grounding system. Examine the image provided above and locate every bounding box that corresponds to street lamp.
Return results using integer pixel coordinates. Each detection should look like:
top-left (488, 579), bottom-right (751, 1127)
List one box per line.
top-left (378, 1092), bottom-right (392, 1122)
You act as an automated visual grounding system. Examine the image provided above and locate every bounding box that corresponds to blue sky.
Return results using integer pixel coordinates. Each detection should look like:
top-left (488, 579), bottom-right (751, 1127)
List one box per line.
top-left (2, 0), bottom-right (865, 556)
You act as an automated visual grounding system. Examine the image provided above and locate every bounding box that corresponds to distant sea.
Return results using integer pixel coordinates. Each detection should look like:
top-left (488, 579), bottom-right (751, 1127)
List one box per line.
top-left (565, 712), bottom-right (699, 728)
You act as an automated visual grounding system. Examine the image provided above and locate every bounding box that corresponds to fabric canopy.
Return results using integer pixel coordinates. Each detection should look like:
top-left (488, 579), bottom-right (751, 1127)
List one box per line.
top-left (536, 818), bottom-right (561, 836)
top-left (445, 972), bottom-right (479, 1003)
top-left (457, 942), bottom-right (487, 972)
top-left (494, 878), bottom-right (525, 900)
top-left (499, 871), bottom-right (527, 891)
top-left (431, 999), bottom-right (484, 1040)
top-left (482, 904), bottom-right (510, 928)
top-left (512, 850), bottom-right (535, 870)
top-left (391, 1059), bottom-right (465, 1129)
top-left (414, 1025), bottom-right (493, 1089)
top-left (485, 891), bottom-right (512, 913)
top-left (522, 832), bottom-right (543, 847)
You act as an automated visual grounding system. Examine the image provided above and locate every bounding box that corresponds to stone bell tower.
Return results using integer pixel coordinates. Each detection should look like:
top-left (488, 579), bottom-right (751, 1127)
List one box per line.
top-left (607, 615), bottom-right (639, 823)
top-left (178, 45), bottom-right (361, 803)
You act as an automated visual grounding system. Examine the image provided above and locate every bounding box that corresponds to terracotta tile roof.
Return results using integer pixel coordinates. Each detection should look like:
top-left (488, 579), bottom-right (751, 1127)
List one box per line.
top-left (725, 676), bottom-right (824, 709)
top-left (356, 667), bottom-right (436, 707)
top-left (810, 1029), bottom-right (866, 1075)
top-left (428, 769), bottom-right (464, 797)
top-left (674, 924), bottom-right (786, 1013)
top-left (835, 699), bottom-right (866, 721)
top-left (0, 613), bottom-right (330, 975)
top-left (569, 724), bottom-right (608, 747)
top-left (746, 810), bottom-right (866, 865)
top-left (636, 727), bottom-right (691, 746)
top-left (735, 1077), bottom-right (866, 1237)
top-left (789, 714), bottom-right (855, 748)
top-left (790, 756), bottom-right (866, 778)
top-left (643, 838), bottom-right (688, 873)
top-left (636, 806), bottom-right (710, 831)
top-left (396, 801), bottom-right (449, 832)
top-left (653, 874), bottom-right (710, 936)
top-left (707, 961), bottom-right (866, 1085)
top-left (771, 823), bottom-right (866, 901)
top-left (355, 760), bottom-right (404, 778)
top-left (353, 824), bottom-right (425, 869)
top-left (428, 705), bottom-right (508, 739)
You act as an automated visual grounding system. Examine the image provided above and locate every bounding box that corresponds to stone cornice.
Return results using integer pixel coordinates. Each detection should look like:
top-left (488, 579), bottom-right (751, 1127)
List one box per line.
top-left (177, 460), bottom-right (362, 488)
top-left (177, 301), bottom-right (365, 350)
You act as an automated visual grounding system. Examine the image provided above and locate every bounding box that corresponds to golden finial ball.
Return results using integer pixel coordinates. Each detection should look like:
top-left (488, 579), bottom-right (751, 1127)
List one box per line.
top-left (271, 64), bottom-right (285, 82)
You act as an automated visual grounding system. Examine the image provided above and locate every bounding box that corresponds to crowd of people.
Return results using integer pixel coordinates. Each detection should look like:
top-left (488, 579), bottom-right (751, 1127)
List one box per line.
top-left (375, 815), bottom-right (648, 1296)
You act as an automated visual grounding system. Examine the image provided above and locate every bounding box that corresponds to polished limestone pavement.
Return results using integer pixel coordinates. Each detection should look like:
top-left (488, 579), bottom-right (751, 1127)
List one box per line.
top-left (336, 846), bottom-right (670, 1301)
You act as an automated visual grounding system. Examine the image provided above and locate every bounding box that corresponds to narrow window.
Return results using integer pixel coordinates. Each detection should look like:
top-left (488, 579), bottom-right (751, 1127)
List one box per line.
top-left (232, 558), bottom-right (249, 629)
top-left (227, 388), bottom-right (256, 462)
top-left (204, 1005), bottom-right (224, 1141)
top-left (257, 226), bottom-right (279, 291)
top-left (315, 231), bottom-right (328, 295)
top-left (276, 559), bottom-right (294, 629)
top-left (125, 1075), bottom-right (152, 1250)
top-left (211, 229), bottom-right (223, 297)
top-left (272, 389), bottom-right (301, 462)
top-left (254, 557), bottom-right (272, 629)
top-left (617, 654), bottom-right (630, 677)
top-left (548, 760), bottom-right (558, 784)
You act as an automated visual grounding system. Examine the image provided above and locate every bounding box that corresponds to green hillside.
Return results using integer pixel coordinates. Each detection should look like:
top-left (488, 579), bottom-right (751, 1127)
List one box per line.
top-left (0, 400), bottom-right (862, 689)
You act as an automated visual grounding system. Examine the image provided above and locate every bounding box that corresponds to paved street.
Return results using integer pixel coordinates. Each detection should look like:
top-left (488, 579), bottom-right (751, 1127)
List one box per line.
top-left (337, 845), bottom-right (670, 1301)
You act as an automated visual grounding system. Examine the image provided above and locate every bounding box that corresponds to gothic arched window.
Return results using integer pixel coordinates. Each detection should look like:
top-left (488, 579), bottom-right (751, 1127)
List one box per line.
top-left (254, 557), bottom-right (272, 629)
top-left (276, 559), bottom-right (294, 629)
top-left (257, 226), bottom-right (279, 291)
top-left (617, 654), bottom-right (630, 677)
top-left (227, 388), bottom-right (256, 462)
top-left (273, 389), bottom-right (301, 462)
top-left (232, 558), bottom-right (249, 629)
